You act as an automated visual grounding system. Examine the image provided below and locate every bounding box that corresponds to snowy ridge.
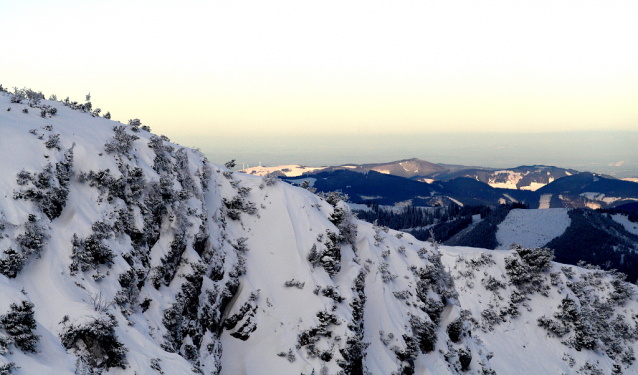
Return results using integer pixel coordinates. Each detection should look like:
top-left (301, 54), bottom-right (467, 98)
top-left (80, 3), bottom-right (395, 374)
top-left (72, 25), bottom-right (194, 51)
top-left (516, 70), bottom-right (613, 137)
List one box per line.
top-left (0, 89), bottom-right (637, 375)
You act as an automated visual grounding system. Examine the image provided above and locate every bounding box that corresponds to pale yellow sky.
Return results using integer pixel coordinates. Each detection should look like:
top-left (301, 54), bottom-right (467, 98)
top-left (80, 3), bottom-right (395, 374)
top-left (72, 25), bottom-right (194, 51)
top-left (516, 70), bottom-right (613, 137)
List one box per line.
top-left (2, 0), bottom-right (637, 137)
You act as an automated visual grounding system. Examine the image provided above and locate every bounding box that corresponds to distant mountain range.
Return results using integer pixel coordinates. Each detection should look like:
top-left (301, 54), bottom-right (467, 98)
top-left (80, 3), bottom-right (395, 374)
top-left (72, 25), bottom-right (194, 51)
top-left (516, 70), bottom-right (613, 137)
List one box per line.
top-left (243, 158), bottom-right (614, 191)
top-left (429, 165), bottom-right (580, 191)
top-left (250, 158), bottom-right (637, 209)
top-left (282, 169), bottom-right (638, 210)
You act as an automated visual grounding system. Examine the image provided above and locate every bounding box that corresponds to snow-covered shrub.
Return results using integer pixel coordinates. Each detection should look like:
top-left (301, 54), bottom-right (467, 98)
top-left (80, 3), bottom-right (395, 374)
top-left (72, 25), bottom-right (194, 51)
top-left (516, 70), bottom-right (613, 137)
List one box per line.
top-left (338, 270), bottom-right (369, 375)
top-left (458, 348), bottom-right (472, 371)
top-left (537, 268), bottom-right (638, 365)
top-left (161, 272), bottom-right (206, 356)
top-left (223, 195), bottom-right (257, 220)
top-left (261, 173), bottom-right (278, 187)
top-left (320, 285), bottom-right (343, 303)
top-left (504, 248), bottom-right (551, 295)
top-left (321, 230), bottom-right (341, 277)
top-left (0, 248), bottom-right (27, 278)
top-left (224, 160), bottom-right (236, 169)
top-left (579, 361), bottom-right (605, 375)
top-left (537, 315), bottom-right (570, 337)
top-left (446, 317), bottom-right (465, 343)
top-left (13, 161), bottom-right (72, 221)
top-left (152, 232), bottom-right (187, 288)
top-left (511, 244), bottom-right (554, 272)
top-left (391, 334), bottom-right (419, 375)
top-left (0, 216), bottom-right (50, 278)
top-left (0, 301), bottom-right (39, 353)
top-left (174, 148), bottom-right (199, 198)
top-left (0, 362), bottom-right (18, 375)
top-left (104, 125), bottom-right (139, 155)
top-left (16, 215), bottom-right (48, 257)
top-left (69, 230), bottom-right (115, 275)
top-left (103, 111), bottom-right (111, 119)
top-left (223, 291), bottom-right (259, 342)
top-left (307, 244), bottom-right (322, 267)
top-left (114, 268), bottom-right (141, 311)
top-left (60, 315), bottom-right (128, 370)
top-left (483, 275), bottom-right (506, 292)
top-left (44, 133), bottom-right (60, 150)
top-left (284, 279), bottom-right (305, 289)
top-left (87, 290), bottom-right (115, 313)
top-left (465, 253), bottom-right (496, 270)
top-left (422, 298), bottom-right (444, 325)
top-left (393, 290), bottom-right (411, 300)
top-left (150, 358), bottom-right (163, 373)
top-left (412, 252), bottom-right (457, 301)
top-left (480, 308), bottom-right (503, 331)
top-left (299, 180), bottom-right (316, 193)
top-left (231, 237), bottom-right (249, 253)
top-left (608, 271), bottom-right (634, 305)
top-left (379, 261), bottom-right (397, 283)
top-left (9, 88), bottom-right (25, 103)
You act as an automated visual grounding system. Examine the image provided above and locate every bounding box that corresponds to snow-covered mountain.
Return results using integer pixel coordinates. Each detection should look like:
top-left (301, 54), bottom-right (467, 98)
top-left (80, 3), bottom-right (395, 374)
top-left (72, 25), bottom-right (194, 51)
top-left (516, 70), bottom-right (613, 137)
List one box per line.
top-left (1, 88), bottom-right (637, 375)
top-left (432, 166), bottom-right (580, 191)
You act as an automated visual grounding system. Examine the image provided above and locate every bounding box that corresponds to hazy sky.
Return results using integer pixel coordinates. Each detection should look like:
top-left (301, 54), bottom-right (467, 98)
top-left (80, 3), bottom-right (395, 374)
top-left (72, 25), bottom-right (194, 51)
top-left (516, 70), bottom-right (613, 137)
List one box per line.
top-left (2, 0), bottom-right (637, 139)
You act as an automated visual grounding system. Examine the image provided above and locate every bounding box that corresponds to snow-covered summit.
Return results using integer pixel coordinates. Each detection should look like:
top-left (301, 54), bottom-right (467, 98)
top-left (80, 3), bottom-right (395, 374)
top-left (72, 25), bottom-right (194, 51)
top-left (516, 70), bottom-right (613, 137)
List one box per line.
top-left (0, 88), bottom-right (637, 375)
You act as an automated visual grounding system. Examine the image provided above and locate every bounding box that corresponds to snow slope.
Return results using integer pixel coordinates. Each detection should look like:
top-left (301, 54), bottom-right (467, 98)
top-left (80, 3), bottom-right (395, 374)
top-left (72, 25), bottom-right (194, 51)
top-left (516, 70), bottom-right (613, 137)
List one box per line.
top-left (0, 89), bottom-right (637, 375)
top-left (495, 209), bottom-right (571, 250)
top-left (612, 214), bottom-right (638, 236)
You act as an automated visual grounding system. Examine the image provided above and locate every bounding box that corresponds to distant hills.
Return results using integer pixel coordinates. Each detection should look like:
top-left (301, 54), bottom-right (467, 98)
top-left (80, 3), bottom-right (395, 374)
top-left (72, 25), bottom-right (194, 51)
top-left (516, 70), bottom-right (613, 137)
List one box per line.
top-left (254, 158), bottom-right (638, 209)
top-left (430, 165), bottom-right (580, 191)
top-left (283, 169), bottom-right (638, 210)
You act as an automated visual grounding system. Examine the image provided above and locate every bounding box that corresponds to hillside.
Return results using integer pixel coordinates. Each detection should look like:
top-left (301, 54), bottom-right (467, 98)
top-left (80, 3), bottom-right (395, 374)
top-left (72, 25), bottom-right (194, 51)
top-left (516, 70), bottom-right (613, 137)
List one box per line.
top-left (0, 88), bottom-right (637, 375)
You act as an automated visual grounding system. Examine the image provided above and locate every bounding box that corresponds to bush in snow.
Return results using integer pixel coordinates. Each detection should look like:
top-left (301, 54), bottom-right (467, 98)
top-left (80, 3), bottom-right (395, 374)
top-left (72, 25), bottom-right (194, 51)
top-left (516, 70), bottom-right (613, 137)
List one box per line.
top-left (299, 180), bottom-right (316, 193)
top-left (150, 358), bottom-right (163, 373)
top-left (504, 245), bottom-right (553, 295)
top-left (69, 230), bottom-right (115, 275)
top-left (224, 159), bottom-right (236, 169)
top-left (0, 248), bottom-right (27, 279)
top-left (9, 88), bottom-right (26, 103)
top-left (223, 195), bottom-right (257, 220)
top-left (446, 317), bottom-right (465, 343)
top-left (0, 301), bottom-right (39, 353)
top-left (152, 232), bottom-right (187, 288)
top-left (0, 362), bottom-right (18, 375)
top-left (321, 230), bottom-right (342, 277)
top-left (104, 125), bottom-right (139, 156)
top-left (60, 315), bottom-right (128, 370)
top-left (260, 173), bottom-right (278, 188)
top-left (482, 275), bottom-right (506, 292)
top-left (307, 244), bottom-right (322, 267)
top-left (284, 279), bottom-right (305, 289)
top-left (409, 314), bottom-right (437, 353)
top-left (458, 348), bottom-right (472, 371)
top-left (16, 215), bottom-right (48, 257)
top-left (511, 244), bottom-right (554, 272)
top-left (379, 261), bottom-right (397, 283)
